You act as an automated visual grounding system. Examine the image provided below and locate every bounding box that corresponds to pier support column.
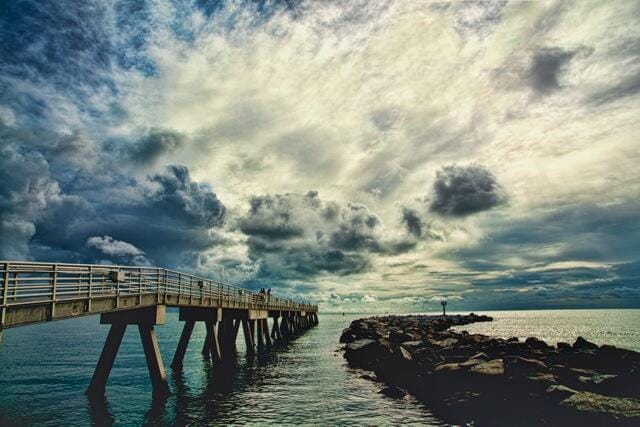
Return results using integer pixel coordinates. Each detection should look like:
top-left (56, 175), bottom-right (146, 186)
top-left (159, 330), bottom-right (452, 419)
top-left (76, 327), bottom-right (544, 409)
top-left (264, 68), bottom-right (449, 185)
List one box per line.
top-left (254, 319), bottom-right (264, 349)
top-left (282, 315), bottom-right (289, 337)
top-left (205, 320), bottom-right (222, 362)
top-left (233, 319), bottom-right (241, 342)
top-left (87, 323), bottom-right (126, 397)
top-left (270, 317), bottom-right (278, 340)
top-left (276, 318), bottom-right (283, 340)
top-left (139, 324), bottom-right (170, 398)
top-left (216, 320), bottom-right (225, 353)
top-left (171, 307), bottom-right (222, 366)
top-left (220, 319), bottom-right (235, 355)
top-left (262, 319), bottom-right (272, 346)
top-left (278, 316), bottom-right (287, 340)
top-left (202, 329), bottom-right (212, 356)
top-left (87, 305), bottom-right (168, 398)
top-left (171, 320), bottom-right (195, 369)
top-left (242, 319), bottom-right (254, 353)
top-left (280, 315), bottom-right (290, 339)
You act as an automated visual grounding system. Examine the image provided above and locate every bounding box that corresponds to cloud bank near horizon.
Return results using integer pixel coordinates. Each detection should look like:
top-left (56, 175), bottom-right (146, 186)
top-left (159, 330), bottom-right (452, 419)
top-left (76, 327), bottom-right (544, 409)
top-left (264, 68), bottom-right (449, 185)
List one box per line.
top-left (1, 0), bottom-right (639, 309)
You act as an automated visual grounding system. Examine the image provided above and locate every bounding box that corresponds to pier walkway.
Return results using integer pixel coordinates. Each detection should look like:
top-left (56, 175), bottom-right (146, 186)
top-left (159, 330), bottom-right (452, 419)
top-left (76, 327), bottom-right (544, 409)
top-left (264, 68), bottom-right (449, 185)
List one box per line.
top-left (0, 261), bottom-right (318, 398)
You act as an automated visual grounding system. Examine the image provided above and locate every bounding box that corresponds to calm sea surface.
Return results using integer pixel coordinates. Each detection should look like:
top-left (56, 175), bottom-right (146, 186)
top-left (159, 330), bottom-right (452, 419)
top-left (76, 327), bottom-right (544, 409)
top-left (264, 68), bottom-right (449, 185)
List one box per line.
top-left (0, 309), bottom-right (638, 425)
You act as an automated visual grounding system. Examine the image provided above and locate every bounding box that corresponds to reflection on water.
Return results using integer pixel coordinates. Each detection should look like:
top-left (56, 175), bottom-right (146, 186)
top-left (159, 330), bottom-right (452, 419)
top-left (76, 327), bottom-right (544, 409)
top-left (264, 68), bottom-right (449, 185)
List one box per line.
top-left (1, 309), bottom-right (637, 425)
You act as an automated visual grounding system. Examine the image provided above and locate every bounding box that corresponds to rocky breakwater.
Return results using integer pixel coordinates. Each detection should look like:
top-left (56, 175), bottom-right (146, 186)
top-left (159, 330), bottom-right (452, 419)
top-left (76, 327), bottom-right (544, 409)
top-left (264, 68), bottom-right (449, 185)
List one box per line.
top-left (340, 314), bottom-right (640, 426)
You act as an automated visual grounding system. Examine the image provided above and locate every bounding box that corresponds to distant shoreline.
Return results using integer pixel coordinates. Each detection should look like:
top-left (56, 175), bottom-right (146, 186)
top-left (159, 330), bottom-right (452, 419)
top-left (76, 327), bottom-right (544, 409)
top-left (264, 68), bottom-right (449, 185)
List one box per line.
top-left (322, 307), bottom-right (640, 317)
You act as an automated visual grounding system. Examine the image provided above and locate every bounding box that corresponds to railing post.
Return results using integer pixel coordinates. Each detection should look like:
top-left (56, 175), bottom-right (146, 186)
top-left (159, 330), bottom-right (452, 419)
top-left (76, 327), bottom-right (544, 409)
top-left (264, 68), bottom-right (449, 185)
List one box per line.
top-left (50, 264), bottom-right (58, 320)
top-left (1, 262), bottom-right (9, 328)
top-left (164, 270), bottom-right (169, 302)
top-left (156, 269), bottom-right (161, 302)
top-left (88, 265), bottom-right (93, 312)
top-left (115, 269), bottom-right (120, 309)
top-left (138, 267), bottom-right (143, 306)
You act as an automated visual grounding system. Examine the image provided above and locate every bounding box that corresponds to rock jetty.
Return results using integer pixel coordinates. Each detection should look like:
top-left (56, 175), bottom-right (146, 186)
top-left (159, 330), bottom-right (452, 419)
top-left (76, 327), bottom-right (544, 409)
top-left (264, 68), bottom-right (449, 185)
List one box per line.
top-left (341, 314), bottom-right (640, 426)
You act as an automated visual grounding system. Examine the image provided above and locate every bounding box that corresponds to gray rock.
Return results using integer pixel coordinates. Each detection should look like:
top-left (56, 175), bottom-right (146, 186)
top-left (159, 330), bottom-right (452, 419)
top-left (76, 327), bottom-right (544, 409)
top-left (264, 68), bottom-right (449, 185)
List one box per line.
top-left (503, 355), bottom-right (549, 376)
top-left (560, 390), bottom-right (640, 419)
top-left (546, 384), bottom-right (578, 400)
top-left (346, 338), bottom-right (377, 352)
top-left (469, 352), bottom-right (490, 361)
top-left (525, 336), bottom-right (551, 350)
top-left (379, 386), bottom-right (407, 399)
top-left (573, 336), bottom-right (599, 351)
top-left (469, 359), bottom-right (504, 376)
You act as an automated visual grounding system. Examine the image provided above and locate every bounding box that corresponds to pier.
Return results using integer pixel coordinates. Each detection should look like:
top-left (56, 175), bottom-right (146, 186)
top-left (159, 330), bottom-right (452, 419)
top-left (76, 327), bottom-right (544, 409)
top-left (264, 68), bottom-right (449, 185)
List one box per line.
top-left (0, 261), bottom-right (318, 398)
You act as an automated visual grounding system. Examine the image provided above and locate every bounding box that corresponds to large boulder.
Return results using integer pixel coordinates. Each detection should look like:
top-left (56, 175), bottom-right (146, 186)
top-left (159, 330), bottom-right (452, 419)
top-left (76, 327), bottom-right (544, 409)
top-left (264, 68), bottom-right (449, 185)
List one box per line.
top-left (434, 362), bottom-right (465, 373)
top-left (344, 339), bottom-right (392, 369)
top-left (469, 359), bottom-right (504, 376)
top-left (345, 338), bottom-right (377, 352)
top-left (525, 336), bottom-right (551, 350)
top-left (469, 352), bottom-right (490, 362)
top-left (399, 346), bottom-right (413, 362)
top-left (560, 390), bottom-right (640, 421)
top-left (573, 336), bottom-right (599, 351)
top-left (379, 386), bottom-right (407, 399)
top-left (547, 384), bottom-right (578, 401)
top-left (389, 330), bottom-right (414, 344)
top-left (428, 337), bottom-right (459, 349)
top-left (400, 340), bottom-right (424, 352)
top-left (412, 346), bottom-right (444, 366)
top-left (503, 356), bottom-right (549, 377)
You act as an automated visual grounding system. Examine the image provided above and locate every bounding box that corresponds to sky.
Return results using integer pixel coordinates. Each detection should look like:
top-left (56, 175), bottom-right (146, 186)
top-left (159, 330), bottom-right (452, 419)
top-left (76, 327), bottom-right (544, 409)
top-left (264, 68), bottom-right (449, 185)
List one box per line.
top-left (1, 0), bottom-right (639, 312)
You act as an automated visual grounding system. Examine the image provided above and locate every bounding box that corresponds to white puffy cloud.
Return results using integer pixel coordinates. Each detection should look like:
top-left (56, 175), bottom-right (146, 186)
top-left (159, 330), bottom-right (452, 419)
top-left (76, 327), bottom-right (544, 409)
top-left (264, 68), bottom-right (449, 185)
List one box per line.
top-left (86, 235), bottom-right (144, 257)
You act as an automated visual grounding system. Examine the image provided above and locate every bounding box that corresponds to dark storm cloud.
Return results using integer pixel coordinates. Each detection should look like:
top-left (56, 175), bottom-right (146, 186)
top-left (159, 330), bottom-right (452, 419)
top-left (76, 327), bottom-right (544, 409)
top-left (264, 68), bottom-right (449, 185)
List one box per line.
top-left (127, 129), bottom-right (187, 165)
top-left (238, 191), bottom-right (414, 282)
top-left (35, 162), bottom-right (226, 268)
top-left (239, 192), bottom-right (321, 238)
top-left (429, 164), bottom-right (506, 216)
top-left (401, 207), bottom-right (424, 238)
top-left (148, 165), bottom-right (225, 228)
top-left (0, 118), bottom-right (226, 269)
top-left (330, 203), bottom-right (382, 252)
top-left (527, 47), bottom-right (577, 94)
top-left (0, 142), bottom-right (61, 259)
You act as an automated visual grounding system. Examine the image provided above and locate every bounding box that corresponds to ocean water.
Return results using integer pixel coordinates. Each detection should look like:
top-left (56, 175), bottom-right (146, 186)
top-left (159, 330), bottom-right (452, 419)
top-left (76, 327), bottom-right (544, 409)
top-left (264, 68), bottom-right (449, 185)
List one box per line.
top-left (450, 309), bottom-right (640, 352)
top-left (0, 309), bottom-right (638, 425)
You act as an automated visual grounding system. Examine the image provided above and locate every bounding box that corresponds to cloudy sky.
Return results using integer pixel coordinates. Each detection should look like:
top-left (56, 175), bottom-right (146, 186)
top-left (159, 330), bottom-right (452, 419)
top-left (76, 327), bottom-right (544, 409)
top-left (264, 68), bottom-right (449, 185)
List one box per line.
top-left (1, 0), bottom-right (639, 311)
